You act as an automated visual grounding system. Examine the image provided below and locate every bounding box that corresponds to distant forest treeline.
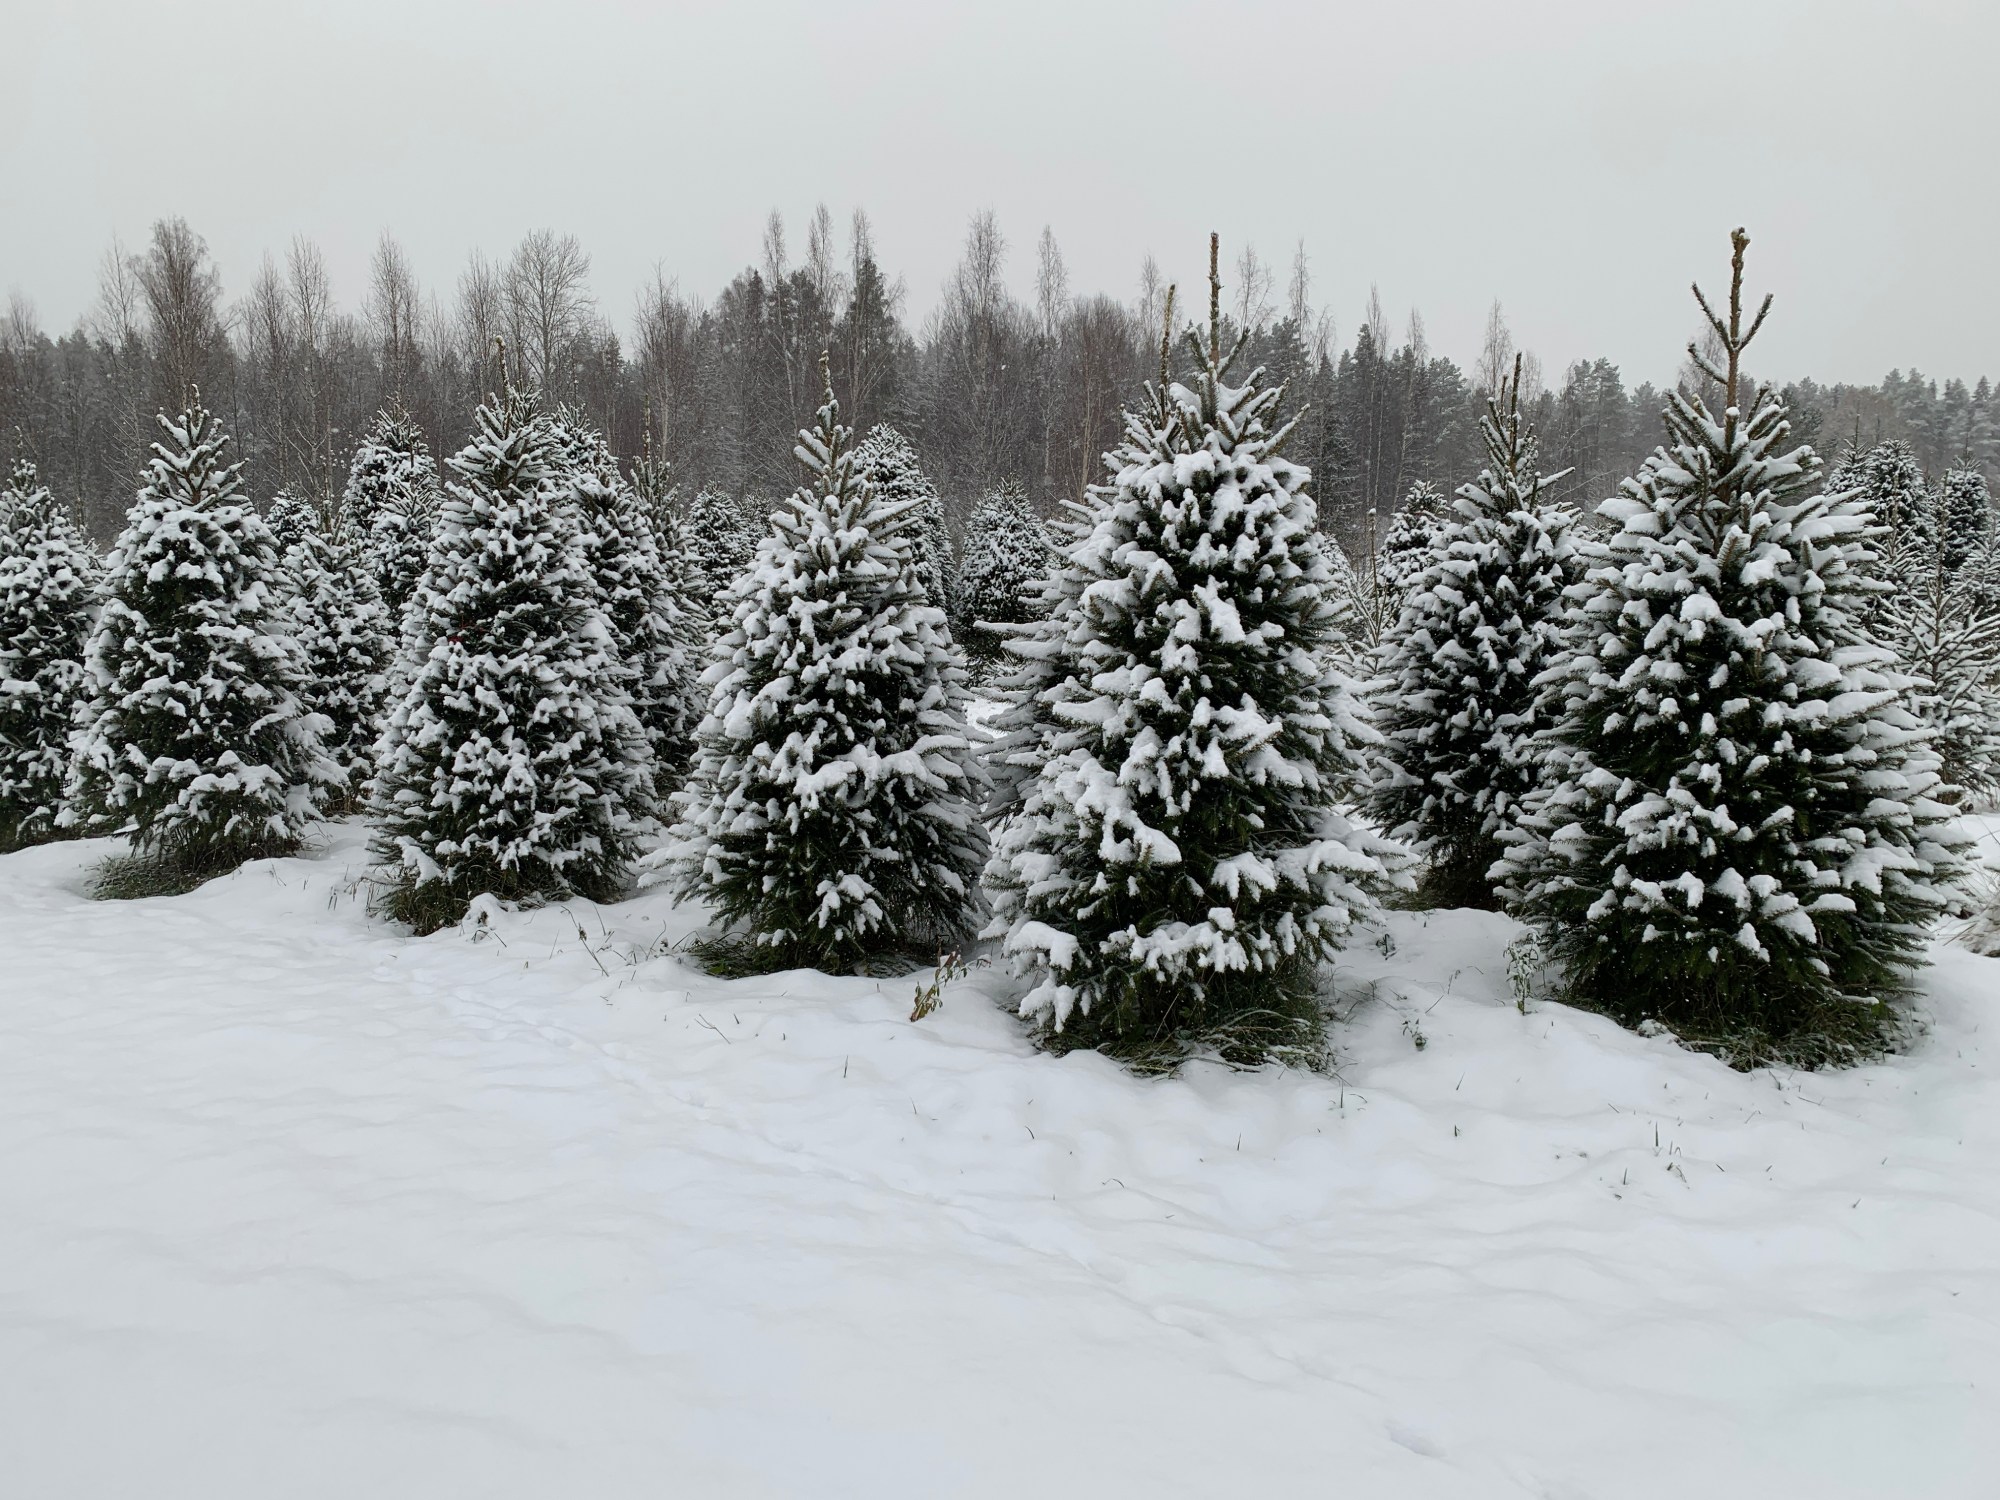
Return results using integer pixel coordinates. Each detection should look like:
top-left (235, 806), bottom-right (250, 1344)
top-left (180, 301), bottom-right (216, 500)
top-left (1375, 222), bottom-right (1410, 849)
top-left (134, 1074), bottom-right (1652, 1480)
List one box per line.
top-left (3, 211), bottom-right (1994, 546)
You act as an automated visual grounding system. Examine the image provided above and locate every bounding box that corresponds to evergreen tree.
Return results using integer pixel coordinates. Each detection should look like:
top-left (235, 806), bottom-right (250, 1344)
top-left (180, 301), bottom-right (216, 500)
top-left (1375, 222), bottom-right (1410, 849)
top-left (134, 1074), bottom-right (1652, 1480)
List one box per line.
top-left (1367, 362), bottom-right (1576, 908)
top-left (954, 479), bottom-right (1055, 652)
top-left (266, 488), bottom-right (392, 806)
top-left (341, 407), bottom-right (434, 538)
top-left (853, 424), bottom-right (954, 615)
top-left (679, 489), bottom-right (760, 609)
top-left (547, 412), bottom-right (699, 798)
top-left (1836, 440), bottom-right (1930, 573)
top-left (630, 438), bottom-right (679, 542)
top-left (64, 401), bottom-right (337, 876)
top-left (1373, 479), bottom-right (1450, 602)
top-left (634, 443), bottom-right (716, 678)
top-left (1497, 232), bottom-right (1967, 1064)
top-left (985, 247), bottom-right (1406, 1063)
top-left (370, 391), bottom-right (649, 932)
top-left (342, 409), bottom-right (437, 620)
top-left (1877, 467), bottom-right (2000, 800)
top-left (655, 362), bottom-right (987, 973)
top-left (0, 461), bottom-right (100, 850)
top-left (1934, 466), bottom-right (1993, 579)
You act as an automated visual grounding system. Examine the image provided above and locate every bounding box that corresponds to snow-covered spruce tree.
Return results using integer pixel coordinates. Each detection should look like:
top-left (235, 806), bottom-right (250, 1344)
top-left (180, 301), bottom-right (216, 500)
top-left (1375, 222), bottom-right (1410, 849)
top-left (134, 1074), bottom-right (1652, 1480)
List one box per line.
top-left (633, 442), bottom-right (716, 688)
top-left (984, 248), bottom-right (1406, 1065)
top-left (1367, 361), bottom-right (1576, 909)
top-left (954, 479), bottom-right (1054, 654)
top-left (656, 362), bottom-right (987, 974)
top-left (266, 489), bottom-right (392, 806)
top-left (341, 409), bottom-right (437, 620)
top-left (546, 412), bottom-right (700, 798)
top-left (1374, 479), bottom-right (1450, 603)
top-left (1497, 231), bottom-right (1968, 1065)
top-left (341, 408), bottom-right (433, 536)
top-left (370, 391), bottom-right (649, 933)
top-left (1877, 467), bottom-right (2000, 801)
top-left (630, 437), bottom-right (678, 541)
top-left (1933, 466), bottom-right (1993, 581)
top-left (853, 425), bottom-right (954, 616)
top-left (0, 462), bottom-right (100, 851)
top-left (1837, 440), bottom-right (1930, 577)
top-left (679, 489), bottom-right (761, 611)
top-left (64, 401), bottom-right (337, 880)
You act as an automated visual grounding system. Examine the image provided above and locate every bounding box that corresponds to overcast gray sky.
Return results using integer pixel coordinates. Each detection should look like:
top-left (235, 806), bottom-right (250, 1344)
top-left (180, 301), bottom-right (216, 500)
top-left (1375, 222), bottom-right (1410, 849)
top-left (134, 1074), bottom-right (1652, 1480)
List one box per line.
top-left (3, 0), bottom-right (1993, 387)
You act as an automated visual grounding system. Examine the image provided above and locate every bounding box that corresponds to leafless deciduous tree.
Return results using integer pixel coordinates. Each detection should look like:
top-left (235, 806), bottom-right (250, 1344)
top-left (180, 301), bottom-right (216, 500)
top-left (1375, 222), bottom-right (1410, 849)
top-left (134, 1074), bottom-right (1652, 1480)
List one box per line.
top-left (366, 234), bottom-right (423, 404)
top-left (134, 217), bottom-right (227, 409)
top-left (505, 229), bottom-right (593, 398)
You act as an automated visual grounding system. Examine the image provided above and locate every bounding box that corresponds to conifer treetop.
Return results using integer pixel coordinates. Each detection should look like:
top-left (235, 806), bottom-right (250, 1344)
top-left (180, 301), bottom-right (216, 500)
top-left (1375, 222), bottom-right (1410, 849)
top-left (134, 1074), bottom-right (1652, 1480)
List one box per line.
top-left (144, 394), bottom-right (245, 515)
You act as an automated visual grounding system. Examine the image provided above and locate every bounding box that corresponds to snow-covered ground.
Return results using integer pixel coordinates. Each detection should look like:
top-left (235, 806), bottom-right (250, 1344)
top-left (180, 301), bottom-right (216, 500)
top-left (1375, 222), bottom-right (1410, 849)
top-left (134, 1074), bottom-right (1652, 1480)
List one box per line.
top-left (4, 821), bottom-right (1998, 1499)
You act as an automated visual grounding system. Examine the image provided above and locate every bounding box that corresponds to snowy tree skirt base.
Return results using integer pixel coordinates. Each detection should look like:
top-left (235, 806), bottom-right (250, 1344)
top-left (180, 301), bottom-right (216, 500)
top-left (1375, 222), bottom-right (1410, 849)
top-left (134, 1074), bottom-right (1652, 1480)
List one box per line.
top-left (2, 818), bottom-right (1997, 1498)
top-left (88, 840), bottom-right (302, 901)
top-left (1030, 960), bottom-right (1335, 1076)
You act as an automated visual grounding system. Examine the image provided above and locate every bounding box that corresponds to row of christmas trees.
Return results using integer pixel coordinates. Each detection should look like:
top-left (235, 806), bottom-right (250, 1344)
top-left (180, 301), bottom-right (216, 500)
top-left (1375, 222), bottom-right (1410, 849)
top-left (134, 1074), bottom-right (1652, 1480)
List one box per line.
top-left (0, 232), bottom-right (1984, 1068)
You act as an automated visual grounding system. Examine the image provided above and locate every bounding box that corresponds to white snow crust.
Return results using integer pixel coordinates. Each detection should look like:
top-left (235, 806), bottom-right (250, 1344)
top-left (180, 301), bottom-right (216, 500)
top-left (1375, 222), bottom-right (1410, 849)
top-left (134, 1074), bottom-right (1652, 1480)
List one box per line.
top-left (3, 819), bottom-right (1998, 1497)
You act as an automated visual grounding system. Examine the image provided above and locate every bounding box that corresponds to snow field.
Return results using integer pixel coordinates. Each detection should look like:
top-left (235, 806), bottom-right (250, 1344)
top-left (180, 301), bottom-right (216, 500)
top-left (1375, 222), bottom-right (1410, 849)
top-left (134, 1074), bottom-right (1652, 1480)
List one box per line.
top-left (2, 820), bottom-right (1998, 1497)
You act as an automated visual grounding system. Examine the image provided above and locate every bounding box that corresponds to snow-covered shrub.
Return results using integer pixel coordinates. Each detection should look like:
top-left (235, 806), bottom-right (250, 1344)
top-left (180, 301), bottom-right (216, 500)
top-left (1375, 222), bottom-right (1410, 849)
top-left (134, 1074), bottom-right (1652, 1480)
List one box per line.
top-left (64, 402), bottom-right (337, 882)
top-left (654, 371), bottom-right (987, 973)
top-left (1367, 367), bottom-right (1575, 908)
top-left (0, 461), bottom-right (100, 850)
top-left (266, 489), bottom-right (392, 807)
top-left (1497, 233), bottom-right (1969, 1066)
top-left (369, 391), bottom-right (649, 933)
top-left (984, 300), bottom-right (1408, 1067)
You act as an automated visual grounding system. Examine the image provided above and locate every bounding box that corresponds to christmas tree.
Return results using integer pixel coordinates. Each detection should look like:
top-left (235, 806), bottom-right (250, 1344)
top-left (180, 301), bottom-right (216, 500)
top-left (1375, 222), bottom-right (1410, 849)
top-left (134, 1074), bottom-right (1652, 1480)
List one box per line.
top-left (1497, 231), bottom-right (1967, 1065)
top-left (1876, 466), bottom-right (2000, 799)
top-left (984, 243), bottom-right (1406, 1065)
top-left (1374, 479), bottom-right (1450, 603)
top-left (65, 401), bottom-right (337, 880)
top-left (370, 391), bottom-right (649, 932)
top-left (853, 425), bottom-right (954, 616)
top-left (655, 361), bottom-right (987, 973)
top-left (678, 489), bottom-right (761, 611)
top-left (1836, 440), bottom-right (1930, 574)
top-left (547, 411), bottom-right (700, 798)
top-left (1367, 363), bottom-right (1576, 908)
top-left (266, 488), bottom-right (392, 806)
top-left (0, 461), bottom-right (100, 850)
top-left (954, 479), bottom-right (1054, 654)
top-left (341, 409), bottom-right (437, 620)
top-left (1933, 466), bottom-right (1993, 580)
